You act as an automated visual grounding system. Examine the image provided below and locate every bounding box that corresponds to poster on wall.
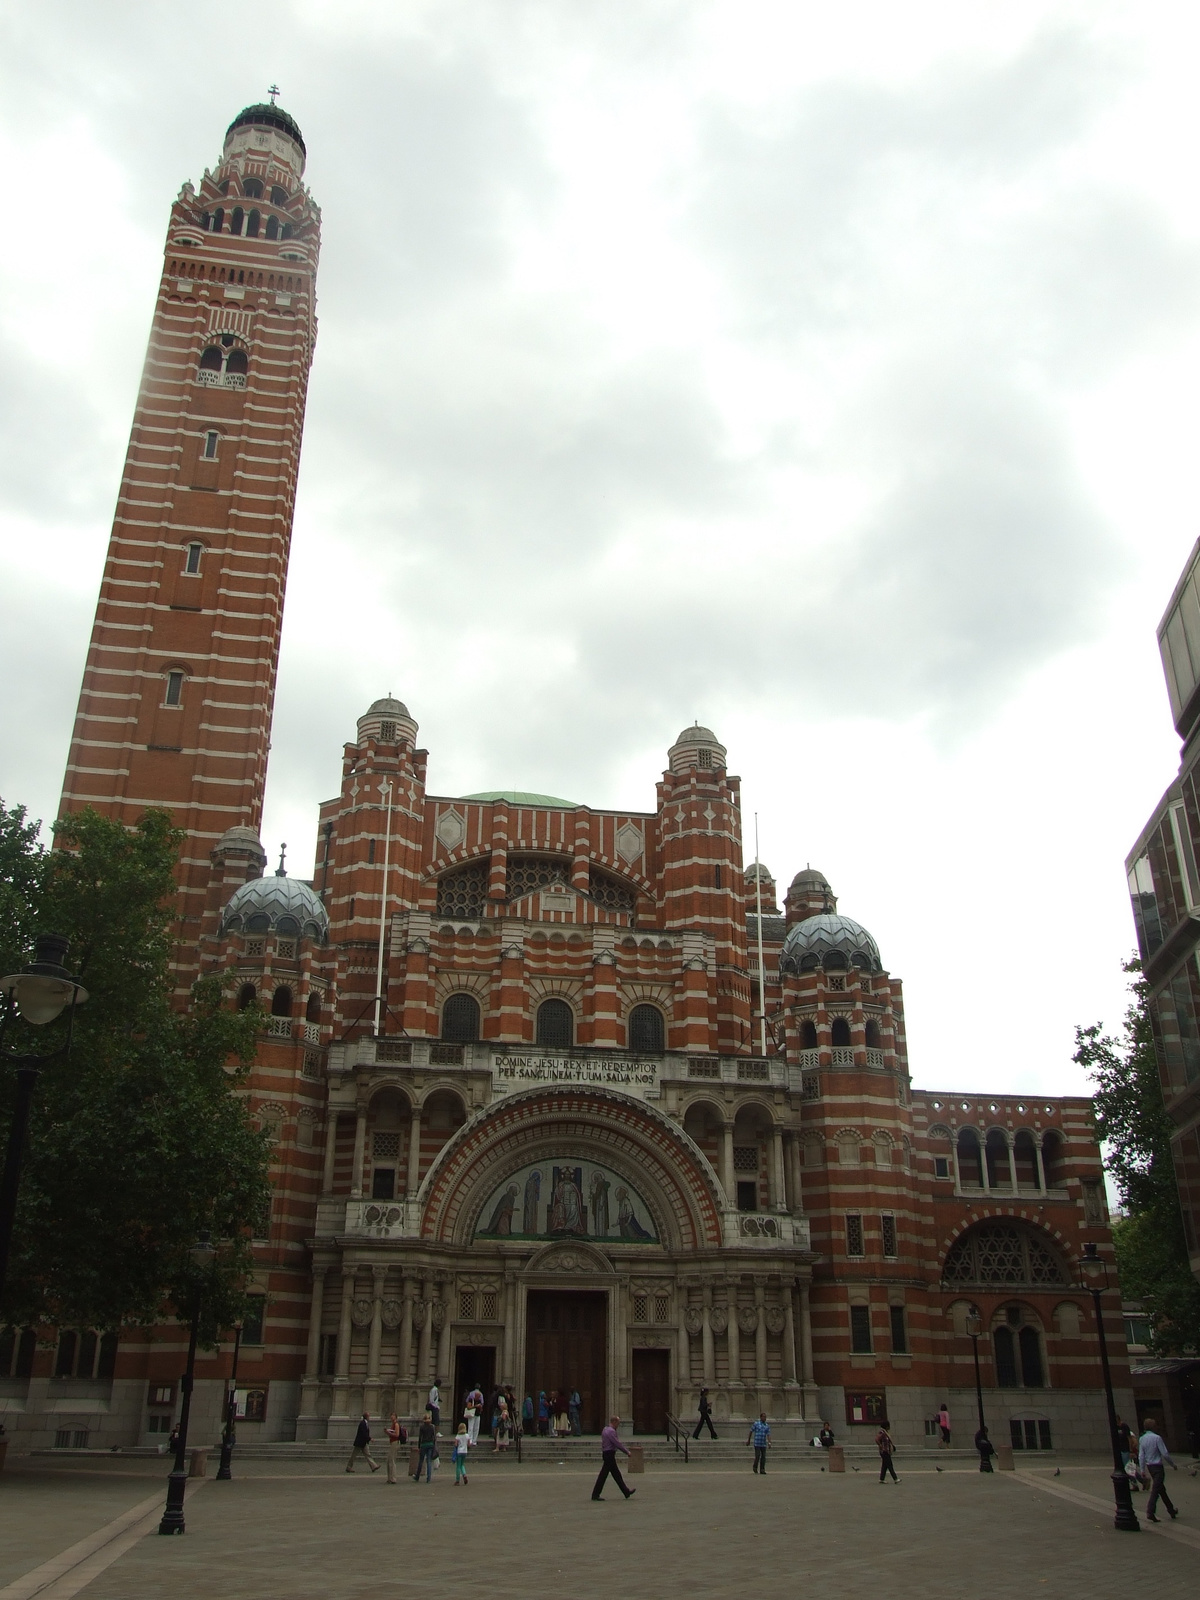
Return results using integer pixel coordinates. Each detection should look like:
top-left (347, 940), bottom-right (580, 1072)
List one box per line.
top-left (474, 1160), bottom-right (659, 1243)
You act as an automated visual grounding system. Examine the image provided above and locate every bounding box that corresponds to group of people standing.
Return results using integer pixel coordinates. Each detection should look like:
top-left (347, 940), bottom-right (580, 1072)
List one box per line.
top-left (525, 1387), bottom-right (582, 1436)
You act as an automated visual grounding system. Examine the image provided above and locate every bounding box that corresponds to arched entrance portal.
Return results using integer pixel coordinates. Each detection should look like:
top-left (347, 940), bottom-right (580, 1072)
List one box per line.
top-left (525, 1290), bottom-right (607, 1433)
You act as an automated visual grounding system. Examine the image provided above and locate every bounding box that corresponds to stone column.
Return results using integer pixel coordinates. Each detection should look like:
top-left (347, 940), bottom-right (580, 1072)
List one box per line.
top-left (436, 1281), bottom-right (453, 1385)
top-left (1007, 1137), bottom-right (1019, 1194)
top-left (305, 1266), bottom-right (326, 1377)
top-left (416, 1280), bottom-right (432, 1383)
top-left (770, 1126), bottom-right (786, 1210)
top-left (406, 1107), bottom-right (423, 1197)
top-left (722, 1122), bottom-right (736, 1205)
top-left (701, 1284), bottom-right (715, 1384)
top-left (398, 1276), bottom-right (415, 1397)
top-left (727, 1284), bottom-right (741, 1394)
top-left (502, 1275), bottom-right (517, 1384)
top-left (676, 1315), bottom-right (691, 1409)
top-left (367, 1266), bottom-right (386, 1381)
top-left (1034, 1137), bottom-right (1047, 1193)
top-left (782, 1283), bottom-right (798, 1383)
top-left (798, 1283), bottom-right (815, 1385)
top-left (753, 1281), bottom-right (767, 1386)
top-left (333, 1268), bottom-right (355, 1416)
top-left (351, 1105), bottom-right (368, 1196)
top-left (787, 1133), bottom-right (804, 1213)
top-left (980, 1134), bottom-right (991, 1192)
top-left (321, 1114), bottom-right (339, 1195)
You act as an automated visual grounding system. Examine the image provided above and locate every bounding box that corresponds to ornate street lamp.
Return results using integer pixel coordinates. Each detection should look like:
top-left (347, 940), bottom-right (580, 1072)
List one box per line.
top-left (158, 1236), bottom-right (216, 1536)
top-left (215, 1319), bottom-right (244, 1481)
top-left (1079, 1242), bottom-right (1140, 1533)
top-left (0, 935), bottom-right (88, 1311)
top-left (965, 1304), bottom-right (987, 1437)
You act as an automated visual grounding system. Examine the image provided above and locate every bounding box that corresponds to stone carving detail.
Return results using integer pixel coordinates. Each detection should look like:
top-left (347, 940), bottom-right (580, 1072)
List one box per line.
top-left (616, 822), bottom-right (643, 865)
top-left (410, 1299), bottom-right (427, 1330)
top-left (431, 1299), bottom-right (446, 1332)
top-left (436, 809), bottom-right (466, 851)
top-left (708, 1306), bottom-right (728, 1335)
top-left (765, 1306), bottom-right (786, 1336)
top-left (738, 1305), bottom-right (759, 1335)
top-left (740, 1215), bottom-right (780, 1238)
top-left (381, 1299), bottom-right (404, 1330)
top-left (541, 1251), bottom-right (589, 1271)
top-left (362, 1203), bottom-right (403, 1229)
top-left (636, 1334), bottom-right (666, 1348)
top-left (351, 1297), bottom-right (373, 1329)
top-left (684, 1306), bottom-right (704, 1337)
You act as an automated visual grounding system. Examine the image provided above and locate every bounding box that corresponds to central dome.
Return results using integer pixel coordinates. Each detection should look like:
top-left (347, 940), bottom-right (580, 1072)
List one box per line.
top-left (225, 103), bottom-right (306, 156)
top-left (780, 913), bottom-right (881, 975)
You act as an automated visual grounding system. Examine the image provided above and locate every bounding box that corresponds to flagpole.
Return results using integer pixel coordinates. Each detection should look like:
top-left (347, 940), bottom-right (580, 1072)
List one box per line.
top-left (373, 779), bottom-right (393, 1036)
top-left (754, 812), bottom-right (767, 1057)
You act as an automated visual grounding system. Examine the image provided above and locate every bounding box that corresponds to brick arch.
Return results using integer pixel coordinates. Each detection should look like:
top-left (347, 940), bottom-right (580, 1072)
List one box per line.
top-left (419, 1087), bottom-right (724, 1250)
top-left (938, 1210), bottom-right (1077, 1279)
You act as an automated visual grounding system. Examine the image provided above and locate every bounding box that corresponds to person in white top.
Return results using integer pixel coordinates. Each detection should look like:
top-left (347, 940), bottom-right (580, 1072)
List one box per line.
top-left (428, 1381), bottom-right (440, 1426)
top-left (465, 1386), bottom-right (483, 1447)
top-left (1138, 1420), bottom-right (1179, 1522)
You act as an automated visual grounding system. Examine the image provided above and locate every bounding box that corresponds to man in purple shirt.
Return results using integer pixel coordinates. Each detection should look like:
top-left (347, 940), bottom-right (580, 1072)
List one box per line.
top-left (591, 1415), bottom-right (636, 1501)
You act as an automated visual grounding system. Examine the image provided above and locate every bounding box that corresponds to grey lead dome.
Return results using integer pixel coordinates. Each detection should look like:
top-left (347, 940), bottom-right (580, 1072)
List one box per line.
top-left (221, 875), bottom-right (329, 941)
top-left (779, 912), bottom-right (882, 975)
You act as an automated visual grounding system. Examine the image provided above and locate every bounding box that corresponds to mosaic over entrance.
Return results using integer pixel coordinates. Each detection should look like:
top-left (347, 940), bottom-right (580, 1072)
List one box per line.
top-left (474, 1160), bottom-right (659, 1244)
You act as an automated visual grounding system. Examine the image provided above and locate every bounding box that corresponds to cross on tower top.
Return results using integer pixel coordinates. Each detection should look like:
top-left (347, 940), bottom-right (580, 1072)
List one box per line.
top-left (268, 83), bottom-right (281, 105)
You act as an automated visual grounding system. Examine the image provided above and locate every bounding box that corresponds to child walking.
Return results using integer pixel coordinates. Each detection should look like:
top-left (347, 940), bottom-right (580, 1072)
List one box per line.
top-left (454, 1422), bottom-right (470, 1485)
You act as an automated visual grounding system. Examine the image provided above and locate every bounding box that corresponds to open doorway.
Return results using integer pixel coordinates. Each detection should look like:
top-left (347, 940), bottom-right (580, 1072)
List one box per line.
top-left (454, 1346), bottom-right (496, 1434)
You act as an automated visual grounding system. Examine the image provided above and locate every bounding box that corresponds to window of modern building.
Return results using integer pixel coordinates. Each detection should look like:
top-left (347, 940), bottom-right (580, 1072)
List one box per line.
top-left (850, 1304), bottom-right (873, 1354)
top-left (442, 993), bottom-right (481, 1043)
top-left (185, 542), bottom-right (203, 574)
top-left (271, 986), bottom-right (293, 1018)
top-left (845, 1214), bottom-right (865, 1257)
top-left (1127, 853), bottom-right (1164, 959)
top-left (881, 1214), bottom-right (897, 1258)
top-left (628, 1004), bottom-right (664, 1053)
top-left (164, 670), bottom-right (184, 707)
top-left (536, 998), bottom-right (573, 1049)
top-left (241, 1295), bottom-right (266, 1345)
top-left (889, 1304), bottom-right (908, 1354)
top-left (831, 1017), bottom-right (851, 1046)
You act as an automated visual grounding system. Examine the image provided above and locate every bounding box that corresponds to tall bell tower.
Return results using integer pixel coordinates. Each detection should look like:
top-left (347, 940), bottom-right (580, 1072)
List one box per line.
top-left (60, 101), bottom-right (321, 950)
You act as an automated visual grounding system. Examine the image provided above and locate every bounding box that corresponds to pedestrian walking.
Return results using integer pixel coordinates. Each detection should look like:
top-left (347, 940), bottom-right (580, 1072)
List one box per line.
top-left (1139, 1419), bottom-right (1180, 1522)
top-left (937, 1403), bottom-right (951, 1448)
top-left (385, 1413), bottom-right (405, 1483)
top-left (569, 1387), bottom-right (582, 1436)
top-left (414, 1413), bottom-right (437, 1483)
top-left (693, 1387), bottom-right (718, 1440)
top-left (974, 1425), bottom-right (995, 1473)
top-left (747, 1412), bottom-right (771, 1474)
top-left (1116, 1417), bottom-right (1138, 1487)
top-left (428, 1379), bottom-right (441, 1427)
top-left (494, 1394), bottom-right (510, 1452)
top-left (876, 1421), bottom-right (898, 1482)
top-left (591, 1415), bottom-right (636, 1501)
top-left (346, 1412), bottom-right (380, 1473)
top-left (454, 1422), bottom-right (470, 1484)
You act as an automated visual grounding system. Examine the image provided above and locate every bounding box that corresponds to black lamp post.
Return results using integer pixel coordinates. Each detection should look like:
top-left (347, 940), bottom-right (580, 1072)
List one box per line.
top-left (0, 935), bottom-right (87, 1312)
top-left (158, 1237), bottom-right (216, 1536)
top-left (965, 1304), bottom-right (987, 1436)
top-left (1080, 1242), bottom-right (1140, 1533)
top-left (216, 1320), bottom-right (243, 1481)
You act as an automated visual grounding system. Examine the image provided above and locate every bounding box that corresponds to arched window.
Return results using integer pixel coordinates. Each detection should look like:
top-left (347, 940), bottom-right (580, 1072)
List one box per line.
top-left (230, 206), bottom-right (244, 235)
top-left (956, 1129), bottom-right (984, 1187)
top-left (265, 215), bottom-right (279, 240)
top-left (209, 207), bottom-right (224, 232)
top-left (985, 1129), bottom-right (1009, 1188)
top-left (237, 983), bottom-right (257, 1011)
top-left (1041, 1131), bottom-right (1065, 1187)
top-left (865, 1019), bottom-right (881, 1048)
top-left (271, 986), bottom-right (293, 1018)
top-left (942, 1221), bottom-right (1068, 1287)
top-left (831, 1017), bottom-right (851, 1046)
top-left (1019, 1325), bottom-right (1044, 1387)
top-left (271, 185), bottom-right (289, 207)
top-left (246, 913), bottom-right (270, 933)
top-left (199, 346), bottom-right (223, 370)
top-left (536, 998), bottom-right (573, 1049)
top-left (1013, 1130), bottom-right (1040, 1188)
top-left (225, 348), bottom-right (248, 376)
top-left (441, 993), bottom-right (481, 1043)
top-left (305, 992), bottom-right (322, 1024)
top-left (246, 209), bottom-right (261, 238)
top-left (281, 222), bottom-right (293, 240)
top-left (800, 1019), bottom-right (818, 1048)
top-left (628, 1004), bottom-right (664, 1053)
top-left (243, 178), bottom-right (264, 199)
top-left (994, 1325), bottom-right (1019, 1387)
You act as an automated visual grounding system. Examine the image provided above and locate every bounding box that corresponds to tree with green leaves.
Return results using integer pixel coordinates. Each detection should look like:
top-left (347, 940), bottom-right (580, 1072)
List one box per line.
top-left (0, 801), bottom-right (271, 1342)
top-left (1075, 958), bottom-right (1200, 1355)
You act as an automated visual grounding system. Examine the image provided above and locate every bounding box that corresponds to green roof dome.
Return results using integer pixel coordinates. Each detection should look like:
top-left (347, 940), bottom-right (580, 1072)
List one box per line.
top-left (462, 790), bottom-right (578, 808)
top-left (225, 103), bottom-right (306, 157)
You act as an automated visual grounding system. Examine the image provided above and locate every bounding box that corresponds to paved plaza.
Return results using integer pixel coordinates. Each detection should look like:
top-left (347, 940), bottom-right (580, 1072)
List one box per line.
top-left (2, 1452), bottom-right (1199, 1600)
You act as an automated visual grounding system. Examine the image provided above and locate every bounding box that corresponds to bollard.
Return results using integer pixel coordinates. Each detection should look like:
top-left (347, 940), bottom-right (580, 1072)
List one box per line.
top-left (995, 1443), bottom-right (1015, 1471)
top-left (627, 1444), bottom-right (645, 1474)
top-left (187, 1447), bottom-right (208, 1478)
top-left (827, 1445), bottom-right (845, 1472)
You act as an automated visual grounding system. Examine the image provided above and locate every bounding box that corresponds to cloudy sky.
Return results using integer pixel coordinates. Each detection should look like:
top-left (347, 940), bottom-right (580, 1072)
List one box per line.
top-left (2, 0), bottom-right (1198, 1101)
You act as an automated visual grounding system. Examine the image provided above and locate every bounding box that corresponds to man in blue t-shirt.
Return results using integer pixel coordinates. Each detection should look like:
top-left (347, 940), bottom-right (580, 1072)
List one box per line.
top-left (747, 1412), bottom-right (771, 1474)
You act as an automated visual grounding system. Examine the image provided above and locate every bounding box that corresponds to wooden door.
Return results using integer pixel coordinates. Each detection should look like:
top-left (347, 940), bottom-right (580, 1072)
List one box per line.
top-left (632, 1348), bottom-right (670, 1435)
top-left (524, 1291), bottom-right (607, 1432)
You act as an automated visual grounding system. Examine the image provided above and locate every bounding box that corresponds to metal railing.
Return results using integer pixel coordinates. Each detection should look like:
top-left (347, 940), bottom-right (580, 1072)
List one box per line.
top-left (664, 1413), bottom-right (690, 1462)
